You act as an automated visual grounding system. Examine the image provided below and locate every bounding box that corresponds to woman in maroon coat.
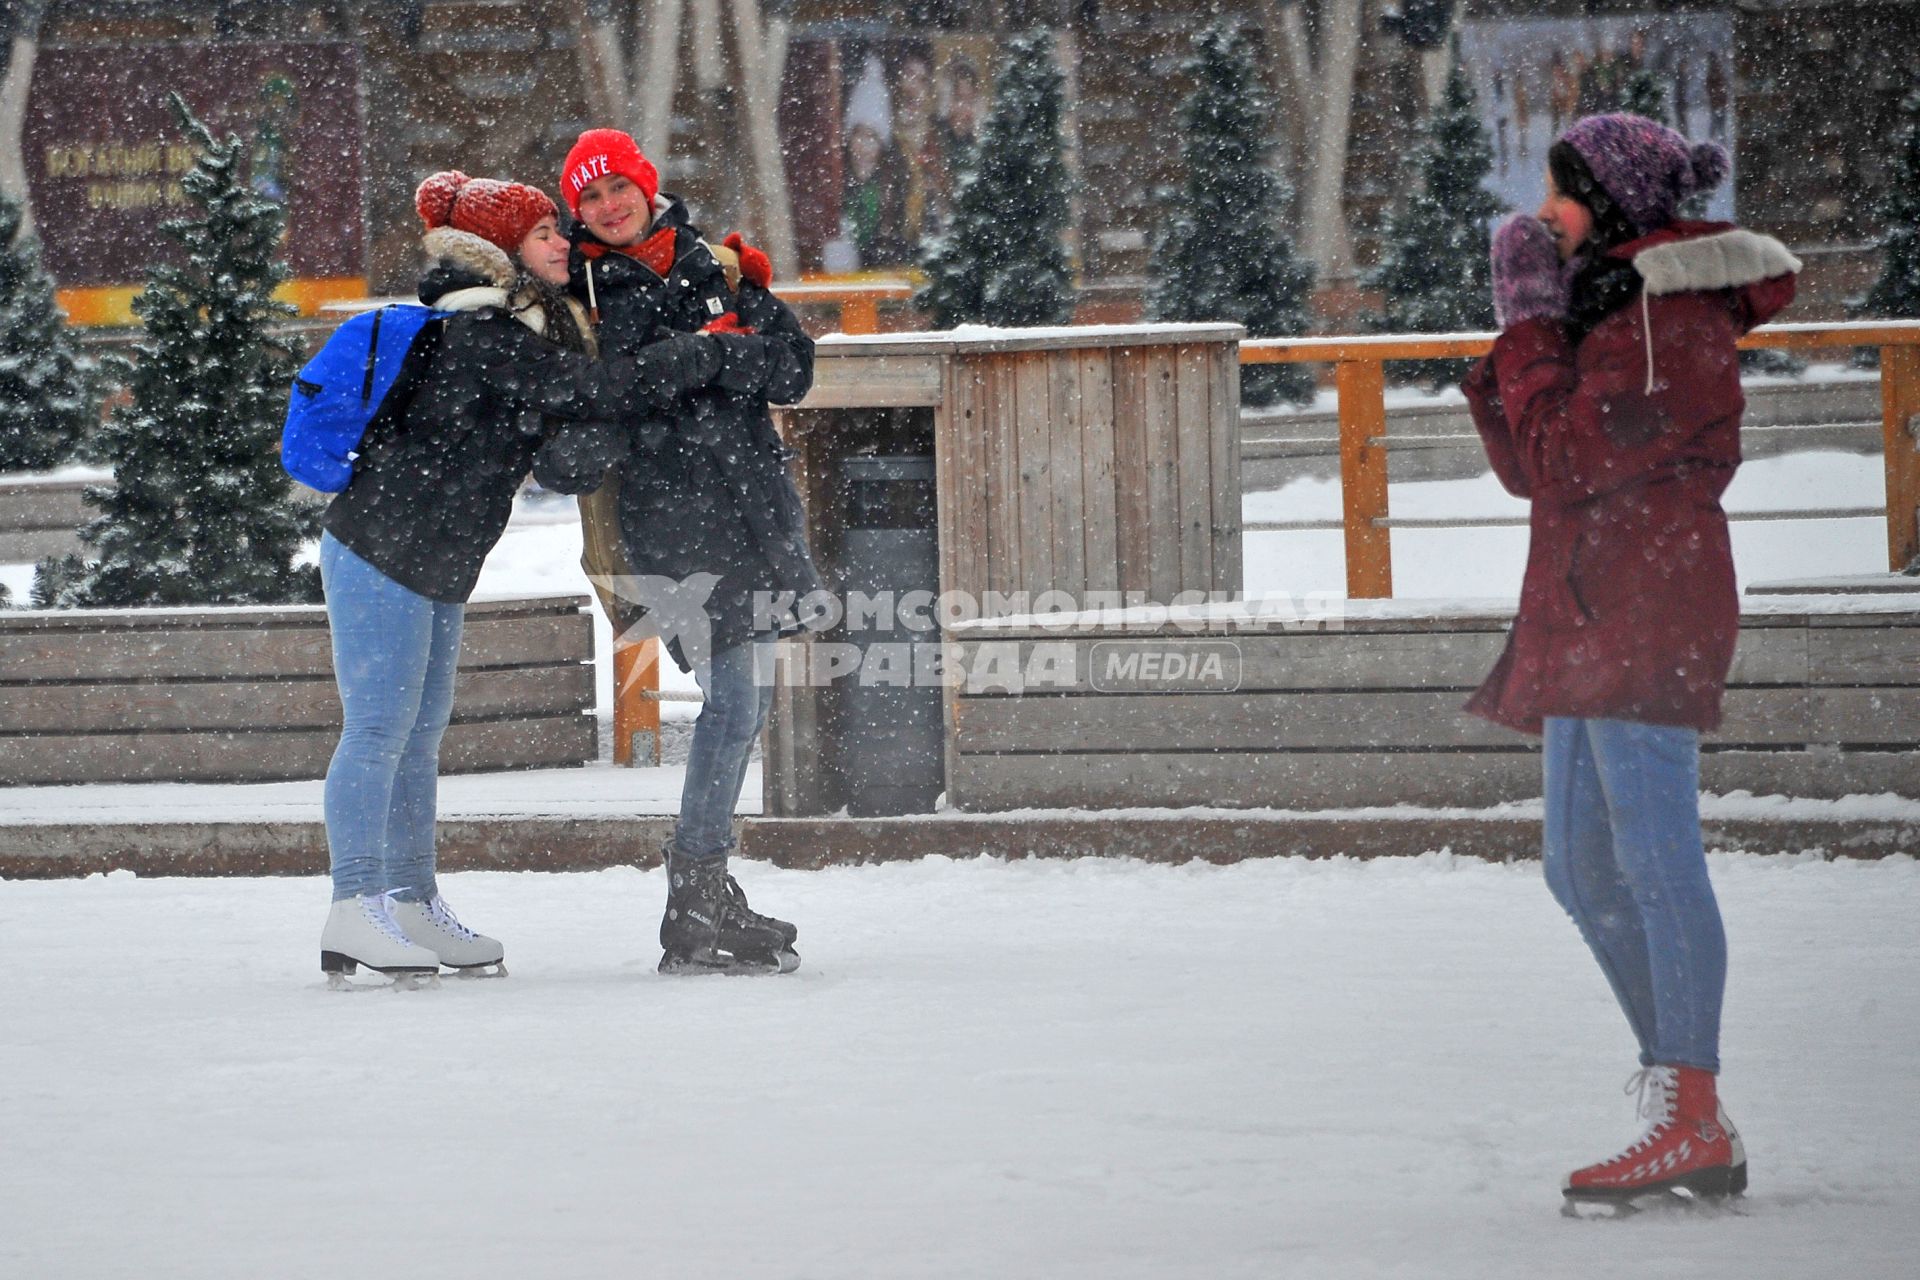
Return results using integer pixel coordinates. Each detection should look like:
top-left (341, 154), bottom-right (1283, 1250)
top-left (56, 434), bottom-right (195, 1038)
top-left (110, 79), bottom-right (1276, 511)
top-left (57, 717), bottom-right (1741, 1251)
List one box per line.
top-left (1463, 114), bottom-right (1798, 1211)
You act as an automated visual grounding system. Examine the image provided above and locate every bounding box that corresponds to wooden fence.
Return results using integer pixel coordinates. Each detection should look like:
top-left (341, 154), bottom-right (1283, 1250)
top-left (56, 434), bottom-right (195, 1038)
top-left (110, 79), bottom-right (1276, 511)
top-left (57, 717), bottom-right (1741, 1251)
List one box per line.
top-left (0, 595), bottom-right (595, 786)
top-left (943, 599), bottom-right (1920, 811)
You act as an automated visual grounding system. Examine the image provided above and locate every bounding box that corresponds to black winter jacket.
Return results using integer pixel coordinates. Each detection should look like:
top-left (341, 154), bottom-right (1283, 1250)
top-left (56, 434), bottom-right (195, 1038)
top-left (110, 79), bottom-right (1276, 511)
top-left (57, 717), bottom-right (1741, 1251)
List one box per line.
top-left (323, 235), bottom-right (721, 604)
top-left (564, 197), bottom-right (822, 662)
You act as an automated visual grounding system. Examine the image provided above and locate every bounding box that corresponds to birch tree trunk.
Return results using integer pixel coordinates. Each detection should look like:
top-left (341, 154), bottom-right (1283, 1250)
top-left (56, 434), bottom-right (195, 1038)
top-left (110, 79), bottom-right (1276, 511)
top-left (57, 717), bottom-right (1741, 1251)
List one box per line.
top-left (1257, 0), bottom-right (1315, 224)
top-left (0, 34), bottom-right (36, 235)
top-left (1420, 33), bottom-right (1454, 107)
top-left (727, 0), bottom-right (796, 273)
top-left (1301, 0), bottom-right (1364, 281)
top-left (636, 0), bottom-right (685, 162)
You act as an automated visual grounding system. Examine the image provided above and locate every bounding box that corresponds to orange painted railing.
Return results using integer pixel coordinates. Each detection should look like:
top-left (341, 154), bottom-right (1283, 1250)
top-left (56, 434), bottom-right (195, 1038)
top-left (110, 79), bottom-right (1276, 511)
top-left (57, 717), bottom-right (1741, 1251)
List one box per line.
top-left (774, 280), bottom-right (916, 335)
top-left (1241, 321), bottom-right (1920, 598)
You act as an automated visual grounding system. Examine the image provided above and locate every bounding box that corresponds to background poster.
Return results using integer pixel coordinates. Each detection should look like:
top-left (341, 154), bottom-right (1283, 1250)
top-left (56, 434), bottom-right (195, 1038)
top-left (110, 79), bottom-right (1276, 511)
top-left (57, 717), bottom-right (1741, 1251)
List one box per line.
top-left (1459, 12), bottom-right (1736, 224)
top-left (779, 33), bottom-right (999, 275)
top-left (23, 41), bottom-right (365, 323)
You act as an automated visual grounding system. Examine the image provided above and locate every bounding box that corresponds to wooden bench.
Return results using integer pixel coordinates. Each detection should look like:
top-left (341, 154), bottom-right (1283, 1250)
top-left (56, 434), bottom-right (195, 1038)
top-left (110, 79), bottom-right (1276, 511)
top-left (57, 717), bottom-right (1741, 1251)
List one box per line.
top-left (0, 475), bottom-right (91, 564)
top-left (0, 595), bottom-right (595, 786)
top-left (943, 598), bottom-right (1920, 811)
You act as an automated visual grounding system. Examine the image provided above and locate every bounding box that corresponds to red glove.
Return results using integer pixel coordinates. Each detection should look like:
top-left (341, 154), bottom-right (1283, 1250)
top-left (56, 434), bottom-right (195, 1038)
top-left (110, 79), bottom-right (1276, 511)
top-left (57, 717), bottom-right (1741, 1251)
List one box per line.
top-left (701, 311), bottom-right (756, 336)
top-left (722, 232), bottom-right (772, 289)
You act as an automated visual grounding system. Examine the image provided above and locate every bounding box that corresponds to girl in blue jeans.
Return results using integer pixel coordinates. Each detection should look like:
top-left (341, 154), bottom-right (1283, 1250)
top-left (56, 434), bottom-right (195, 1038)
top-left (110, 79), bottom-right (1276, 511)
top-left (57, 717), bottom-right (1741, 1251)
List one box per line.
top-left (316, 171), bottom-right (738, 983)
top-left (1463, 114), bottom-right (1797, 1204)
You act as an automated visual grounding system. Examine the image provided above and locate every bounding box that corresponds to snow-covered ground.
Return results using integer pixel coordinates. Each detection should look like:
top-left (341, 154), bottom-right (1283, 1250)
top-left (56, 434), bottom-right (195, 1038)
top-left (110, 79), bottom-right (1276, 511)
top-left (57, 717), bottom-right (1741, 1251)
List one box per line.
top-left (2, 853), bottom-right (1915, 1278)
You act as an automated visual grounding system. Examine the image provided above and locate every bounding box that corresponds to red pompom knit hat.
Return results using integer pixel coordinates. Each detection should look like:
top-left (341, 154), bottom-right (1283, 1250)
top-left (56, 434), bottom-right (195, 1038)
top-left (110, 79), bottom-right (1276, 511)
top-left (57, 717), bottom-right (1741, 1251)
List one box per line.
top-left (559, 129), bottom-right (660, 216)
top-left (414, 170), bottom-right (558, 255)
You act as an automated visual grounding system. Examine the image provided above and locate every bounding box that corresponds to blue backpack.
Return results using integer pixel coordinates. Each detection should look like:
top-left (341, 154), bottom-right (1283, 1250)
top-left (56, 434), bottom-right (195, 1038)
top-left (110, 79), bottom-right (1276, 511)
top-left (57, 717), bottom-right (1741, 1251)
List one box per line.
top-left (282, 304), bottom-right (449, 492)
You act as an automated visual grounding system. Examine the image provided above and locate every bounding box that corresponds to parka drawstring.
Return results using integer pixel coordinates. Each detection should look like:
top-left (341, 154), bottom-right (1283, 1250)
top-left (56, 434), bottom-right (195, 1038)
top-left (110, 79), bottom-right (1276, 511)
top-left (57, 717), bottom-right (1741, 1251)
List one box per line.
top-left (585, 261), bottom-right (600, 326)
top-left (1642, 289), bottom-right (1655, 395)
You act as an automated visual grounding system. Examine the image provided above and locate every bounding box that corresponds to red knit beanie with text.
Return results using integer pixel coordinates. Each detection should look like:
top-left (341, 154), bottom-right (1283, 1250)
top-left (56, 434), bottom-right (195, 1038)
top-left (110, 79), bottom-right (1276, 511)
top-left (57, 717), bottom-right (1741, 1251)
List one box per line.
top-left (414, 170), bottom-right (558, 255)
top-left (559, 129), bottom-right (660, 216)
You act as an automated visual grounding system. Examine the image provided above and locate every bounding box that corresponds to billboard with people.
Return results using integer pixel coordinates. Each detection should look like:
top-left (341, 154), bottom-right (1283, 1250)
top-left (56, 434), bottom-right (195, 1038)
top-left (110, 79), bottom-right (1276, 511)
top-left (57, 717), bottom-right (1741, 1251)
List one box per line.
top-left (1459, 12), bottom-right (1736, 223)
top-left (778, 33), bottom-right (998, 275)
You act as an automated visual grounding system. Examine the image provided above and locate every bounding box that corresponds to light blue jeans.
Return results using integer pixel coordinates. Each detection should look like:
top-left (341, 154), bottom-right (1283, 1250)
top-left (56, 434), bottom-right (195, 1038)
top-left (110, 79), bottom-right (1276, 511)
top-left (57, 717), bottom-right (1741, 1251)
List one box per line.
top-left (319, 532), bottom-right (464, 901)
top-left (675, 639), bottom-right (775, 859)
top-left (1542, 717), bottom-right (1727, 1073)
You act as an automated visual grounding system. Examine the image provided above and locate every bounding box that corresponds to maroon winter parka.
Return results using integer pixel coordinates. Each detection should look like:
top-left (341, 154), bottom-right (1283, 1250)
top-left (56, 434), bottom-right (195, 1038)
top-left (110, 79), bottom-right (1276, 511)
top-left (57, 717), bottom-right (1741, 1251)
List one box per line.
top-left (1463, 221), bottom-right (1800, 734)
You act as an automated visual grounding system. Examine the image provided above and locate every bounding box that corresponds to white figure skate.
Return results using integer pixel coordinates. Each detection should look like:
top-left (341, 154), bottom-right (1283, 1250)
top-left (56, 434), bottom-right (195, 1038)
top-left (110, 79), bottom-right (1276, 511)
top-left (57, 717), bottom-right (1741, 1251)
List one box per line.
top-left (320, 892), bottom-right (443, 990)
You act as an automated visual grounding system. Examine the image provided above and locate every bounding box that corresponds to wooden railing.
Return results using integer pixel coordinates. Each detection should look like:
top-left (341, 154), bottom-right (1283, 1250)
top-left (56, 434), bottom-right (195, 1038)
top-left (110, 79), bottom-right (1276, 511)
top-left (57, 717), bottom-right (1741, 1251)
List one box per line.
top-left (1241, 321), bottom-right (1920, 598)
top-left (773, 280), bottom-right (915, 335)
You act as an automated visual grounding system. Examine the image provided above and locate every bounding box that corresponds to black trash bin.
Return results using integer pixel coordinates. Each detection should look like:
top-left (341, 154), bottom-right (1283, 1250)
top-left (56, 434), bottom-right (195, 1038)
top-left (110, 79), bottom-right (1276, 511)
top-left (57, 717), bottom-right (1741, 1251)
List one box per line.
top-left (832, 454), bottom-right (943, 816)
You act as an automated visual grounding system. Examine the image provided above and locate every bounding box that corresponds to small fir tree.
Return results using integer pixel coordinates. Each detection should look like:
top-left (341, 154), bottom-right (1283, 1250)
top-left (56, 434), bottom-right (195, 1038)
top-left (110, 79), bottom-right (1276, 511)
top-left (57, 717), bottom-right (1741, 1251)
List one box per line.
top-left (1146, 22), bottom-right (1315, 406)
top-left (1364, 52), bottom-right (1500, 385)
top-left (36, 94), bottom-right (317, 608)
top-left (1859, 89), bottom-right (1920, 324)
top-left (1620, 69), bottom-right (1672, 126)
top-left (917, 30), bottom-right (1074, 329)
top-left (0, 191), bottom-right (95, 471)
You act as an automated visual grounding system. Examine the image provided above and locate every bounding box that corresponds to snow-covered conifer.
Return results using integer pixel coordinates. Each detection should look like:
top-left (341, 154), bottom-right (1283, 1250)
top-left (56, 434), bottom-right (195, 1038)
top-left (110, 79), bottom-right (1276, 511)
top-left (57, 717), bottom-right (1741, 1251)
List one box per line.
top-left (917, 30), bottom-right (1073, 329)
top-left (36, 94), bottom-right (317, 607)
top-left (1365, 53), bottom-right (1500, 384)
top-left (1619, 69), bottom-right (1672, 126)
top-left (1147, 21), bottom-right (1315, 406)
top-left (0, 191), bottom-right (94, 471)
top-left (1859, 90), bottom-right (1920, 324)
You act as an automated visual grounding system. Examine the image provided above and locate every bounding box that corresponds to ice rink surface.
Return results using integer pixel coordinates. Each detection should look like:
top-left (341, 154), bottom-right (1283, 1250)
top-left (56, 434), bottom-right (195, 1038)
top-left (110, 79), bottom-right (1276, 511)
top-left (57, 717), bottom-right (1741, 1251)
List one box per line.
top-left (4, 852), bottom-right (1915, 1279)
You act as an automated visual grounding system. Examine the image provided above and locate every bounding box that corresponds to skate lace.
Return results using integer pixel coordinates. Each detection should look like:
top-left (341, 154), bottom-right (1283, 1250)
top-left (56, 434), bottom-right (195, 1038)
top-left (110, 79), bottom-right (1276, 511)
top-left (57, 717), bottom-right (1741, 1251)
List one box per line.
top-left (1612, 1066), bottom-right (1679, 1160)
top-left (363, 891), bottom-right (420, 947)
top-left (426, 895), bottom-right (479, 941)
top-left (724, 874), bottom-right (775, 928)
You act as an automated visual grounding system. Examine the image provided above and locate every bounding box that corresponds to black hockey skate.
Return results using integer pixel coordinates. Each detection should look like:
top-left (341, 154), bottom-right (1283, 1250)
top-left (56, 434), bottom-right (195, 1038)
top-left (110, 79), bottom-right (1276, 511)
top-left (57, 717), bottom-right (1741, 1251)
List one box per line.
top-left (724, 867), bottom-right (798, 948)
top-left (659, 846), bottom-right (800, 975)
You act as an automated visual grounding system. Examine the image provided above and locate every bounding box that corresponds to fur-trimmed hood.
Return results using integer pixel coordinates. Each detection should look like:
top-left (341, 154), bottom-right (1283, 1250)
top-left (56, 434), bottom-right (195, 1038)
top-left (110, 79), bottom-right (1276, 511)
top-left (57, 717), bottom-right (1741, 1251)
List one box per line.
top-left (419, 225), bottom-right (593, 344)
top-left (421, 227), bottom-right (516, 316)
top-left (1631, 226), bottom-right (1802, 296)
top-left (1604, 222), bottom-right (1800, 393)
top-left (423, 226), bottom-right (516, 294)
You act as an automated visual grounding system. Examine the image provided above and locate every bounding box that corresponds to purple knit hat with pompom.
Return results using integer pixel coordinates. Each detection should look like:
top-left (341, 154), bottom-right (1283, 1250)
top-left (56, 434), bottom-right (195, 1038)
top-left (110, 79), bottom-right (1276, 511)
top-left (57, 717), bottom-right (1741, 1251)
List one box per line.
top-left (1558, 113), bottom-right (1729, 234)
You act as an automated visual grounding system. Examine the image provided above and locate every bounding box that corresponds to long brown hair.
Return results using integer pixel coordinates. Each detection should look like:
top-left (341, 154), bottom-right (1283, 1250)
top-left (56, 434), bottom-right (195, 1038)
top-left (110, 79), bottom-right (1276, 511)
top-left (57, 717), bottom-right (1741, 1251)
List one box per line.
top-left (1549, 141), bottom-right (1643, 341)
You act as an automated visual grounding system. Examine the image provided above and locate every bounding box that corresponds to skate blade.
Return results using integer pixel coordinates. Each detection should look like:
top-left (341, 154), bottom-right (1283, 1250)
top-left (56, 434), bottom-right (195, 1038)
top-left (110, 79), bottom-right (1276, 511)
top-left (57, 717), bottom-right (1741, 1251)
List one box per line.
top-left (451, 961), bottom-right (509, 980)
top-left (658, 947), bottom-right (799, 976)
top-left (1563, 1182), bottom-right (1747, 1220)
top-left (321, 952), bottom-right (442, 992)
top-left (324, 969), bottom-right (442, 992)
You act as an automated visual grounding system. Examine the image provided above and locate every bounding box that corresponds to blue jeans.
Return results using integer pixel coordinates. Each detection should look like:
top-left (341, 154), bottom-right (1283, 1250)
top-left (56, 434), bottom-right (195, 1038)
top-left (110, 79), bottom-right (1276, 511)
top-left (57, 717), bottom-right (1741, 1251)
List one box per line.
top-left (319, 532), bottom-right (464, 901)
top-left (675, 639), bottom-right (775, 859)
top-left (1542, 717), bottom-right (1727, 1073)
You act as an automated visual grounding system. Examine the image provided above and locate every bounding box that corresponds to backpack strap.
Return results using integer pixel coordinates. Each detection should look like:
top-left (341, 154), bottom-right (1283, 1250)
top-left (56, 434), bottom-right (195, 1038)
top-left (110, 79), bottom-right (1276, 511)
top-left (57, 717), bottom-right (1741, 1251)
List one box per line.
top-left (354, 312), bottom-right (451, 460)
top-left (701, 237), bottom-right (743, 292)
top-left (362, 307), bottom-right (386, 401)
